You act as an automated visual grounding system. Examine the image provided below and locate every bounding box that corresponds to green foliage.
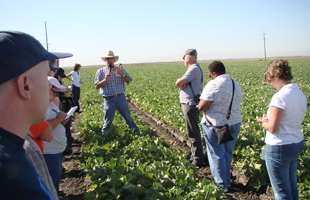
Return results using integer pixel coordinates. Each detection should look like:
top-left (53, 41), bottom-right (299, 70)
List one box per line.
top-left (78, 59), bottom-right (310, 198)
top-left (78, 72), bottom-right (225, 199)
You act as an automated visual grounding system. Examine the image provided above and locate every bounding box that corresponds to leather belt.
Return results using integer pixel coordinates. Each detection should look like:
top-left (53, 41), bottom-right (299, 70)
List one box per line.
top-left (104, 93), bottom-right (123, 98)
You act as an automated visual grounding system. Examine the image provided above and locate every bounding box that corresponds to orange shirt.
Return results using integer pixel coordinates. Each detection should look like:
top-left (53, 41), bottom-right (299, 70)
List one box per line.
top-left (29, 121), bottom-right (49, 154)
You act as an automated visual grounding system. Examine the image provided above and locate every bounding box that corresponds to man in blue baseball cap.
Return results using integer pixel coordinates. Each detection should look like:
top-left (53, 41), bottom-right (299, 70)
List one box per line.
top-left (0, 31), bottom-right (72, 199)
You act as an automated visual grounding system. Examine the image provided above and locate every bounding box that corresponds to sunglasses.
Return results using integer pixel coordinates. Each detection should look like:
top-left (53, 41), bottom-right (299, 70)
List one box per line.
top-left (51, 88), bottom-right (59, 97)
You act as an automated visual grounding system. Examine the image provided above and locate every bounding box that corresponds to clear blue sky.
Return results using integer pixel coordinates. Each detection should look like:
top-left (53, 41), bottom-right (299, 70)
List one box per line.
top-left (1, 0), bottom-right (310, 67)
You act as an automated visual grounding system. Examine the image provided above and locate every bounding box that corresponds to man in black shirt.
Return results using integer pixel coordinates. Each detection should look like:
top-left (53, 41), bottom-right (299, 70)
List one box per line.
top-left (0, 31), bottom-right (72, 199)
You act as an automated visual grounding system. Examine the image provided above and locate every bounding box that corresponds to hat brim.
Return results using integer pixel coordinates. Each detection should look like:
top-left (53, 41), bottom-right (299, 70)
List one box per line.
top-left (58, 73), bottom-right (67, 78)
top-left (49, 63), bottom-right (59, 71)
top-left (44, 52), bottom-right (73, 61)
top-left (101, 56), bottom-right (119, 63)
top-left (51, 84), bottom-right (67, 92)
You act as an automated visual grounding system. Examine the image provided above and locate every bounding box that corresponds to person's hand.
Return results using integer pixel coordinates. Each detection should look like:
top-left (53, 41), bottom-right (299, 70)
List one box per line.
top-left (113, 64), bottom-right (125, 77)
top-left (61, 117), bottom-right (70, 125)
top-left (179, 83), bottom-right (187, 90)
top-left (105, 71), bottom-right (111, 80)
top-left (256, 114), bottom-right (269, 124)
top-left (56, 111), bottom-right (66, 121)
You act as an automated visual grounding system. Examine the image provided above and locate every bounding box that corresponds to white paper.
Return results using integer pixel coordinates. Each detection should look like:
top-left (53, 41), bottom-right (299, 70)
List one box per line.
top-left (65, 106), bottom-right (78, 120)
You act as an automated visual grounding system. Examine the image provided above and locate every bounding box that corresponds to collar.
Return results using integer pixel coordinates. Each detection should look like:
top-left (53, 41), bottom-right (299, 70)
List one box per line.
top-left (281, 82), bottom-right (298, 89)
top-left (214, 74), bottom-right (230, 80)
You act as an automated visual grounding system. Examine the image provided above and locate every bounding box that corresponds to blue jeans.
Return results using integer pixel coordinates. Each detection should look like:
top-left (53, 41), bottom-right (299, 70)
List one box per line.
top-left (265, 140), bottom-right (304, 200)
top-left (102, 93), bottom-right (140, 134)
top-left (202, 122), bottom-right (241, 190)
top-left (43, 152), bottom-right (63, 189)
top-left (72, 84), bottom-right (80, 112)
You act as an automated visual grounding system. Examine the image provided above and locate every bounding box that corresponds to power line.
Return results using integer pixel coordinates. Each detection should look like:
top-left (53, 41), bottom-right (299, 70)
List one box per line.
top-left (263, 31), bottom-right (266, 60)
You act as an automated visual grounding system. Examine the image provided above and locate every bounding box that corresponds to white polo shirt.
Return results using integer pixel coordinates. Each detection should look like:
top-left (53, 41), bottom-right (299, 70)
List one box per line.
top-left (266, 83), bottom-right (307, 145)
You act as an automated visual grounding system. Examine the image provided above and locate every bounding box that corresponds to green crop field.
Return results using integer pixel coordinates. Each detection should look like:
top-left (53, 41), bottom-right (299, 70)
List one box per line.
top-left (72, 58), bottom-right (310, 199)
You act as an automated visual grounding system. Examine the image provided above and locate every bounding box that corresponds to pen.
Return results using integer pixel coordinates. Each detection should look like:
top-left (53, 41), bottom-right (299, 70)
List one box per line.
top-left (52, 109), bottom-right (59, 114)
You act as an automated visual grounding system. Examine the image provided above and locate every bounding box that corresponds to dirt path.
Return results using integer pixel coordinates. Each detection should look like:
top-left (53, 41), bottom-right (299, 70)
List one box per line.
top-left (59, 113), bottom-right (90, 200)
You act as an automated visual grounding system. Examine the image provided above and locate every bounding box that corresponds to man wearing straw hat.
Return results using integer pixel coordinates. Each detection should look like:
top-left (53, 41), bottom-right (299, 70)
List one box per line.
top-left (95, 50), bottom-right (140, 134)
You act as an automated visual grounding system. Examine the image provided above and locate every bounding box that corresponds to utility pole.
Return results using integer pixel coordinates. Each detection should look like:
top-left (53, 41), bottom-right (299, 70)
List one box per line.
top-left (263, 31), bottom-right (266, 60)
top-left (45, 21), bottom-right (49, 51)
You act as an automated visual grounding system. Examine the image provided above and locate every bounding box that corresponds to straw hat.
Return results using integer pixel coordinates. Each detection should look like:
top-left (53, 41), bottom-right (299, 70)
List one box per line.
top-left (101, 50), bottom-right (119, 62)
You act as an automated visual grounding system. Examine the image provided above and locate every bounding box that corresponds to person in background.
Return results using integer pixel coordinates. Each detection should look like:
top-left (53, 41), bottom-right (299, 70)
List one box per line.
top-left (95, 50), bottom-right (140, 134)
top-left (0, 31), bottom-right (72, 199)
top-left (198, 61), bottom-right (242, 192)
top-left (55, 68), bottom-right (76, 155)
top-left (28, 119), bottom-right (53, 154)
top-left (175, 49), bottom-right (204, 167)
top-left (66, 63), bottom-right (82, 113)
top-left (256, 60), bottom-right (306, 200)
top-left (49, 60), bottom-right (59, 77)
top-left (44, 77), bottom-right (70, 191)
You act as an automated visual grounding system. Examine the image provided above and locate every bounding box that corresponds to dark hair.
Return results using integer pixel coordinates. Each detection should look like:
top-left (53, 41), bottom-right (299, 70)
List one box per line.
top-left (208, 61), bottom-right (225, 75)
top-left (264, 60), bottom-right (293, 83)
top-left (73, 63), bottom-right (81, 71)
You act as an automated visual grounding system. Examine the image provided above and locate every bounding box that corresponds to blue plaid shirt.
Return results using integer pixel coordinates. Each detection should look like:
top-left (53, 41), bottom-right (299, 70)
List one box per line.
top-left (94, 66), bottom-right (132, 97)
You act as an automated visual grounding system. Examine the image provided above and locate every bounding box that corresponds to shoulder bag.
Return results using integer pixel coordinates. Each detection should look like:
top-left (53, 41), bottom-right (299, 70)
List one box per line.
top-left (205, 79), bottom-right (235, 145)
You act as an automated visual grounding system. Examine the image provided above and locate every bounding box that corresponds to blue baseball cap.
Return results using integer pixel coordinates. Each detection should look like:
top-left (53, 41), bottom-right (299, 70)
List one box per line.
top-left (0, 31), bottom-right (73, 83)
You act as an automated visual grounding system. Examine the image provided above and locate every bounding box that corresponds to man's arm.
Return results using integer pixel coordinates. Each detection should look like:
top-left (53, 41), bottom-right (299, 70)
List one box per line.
top-left (114, 65), bottom-right (130, 85)
top-left (198, 100), bottom-right (212, 112)
top-left (176, 78), bottom-right (187, 90)
top-left (95, 71), bottom-right (111, 89)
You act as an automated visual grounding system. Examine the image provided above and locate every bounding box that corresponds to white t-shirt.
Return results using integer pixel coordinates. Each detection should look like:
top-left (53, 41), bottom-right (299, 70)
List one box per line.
top-left (43, 102), bottom-right (67, 154)
top-left (200, 74), bottom-right (242, 126)
top-left (69, 71), bottom-right (80, 87)
top-left (265, 83), bottom-right (307, 145)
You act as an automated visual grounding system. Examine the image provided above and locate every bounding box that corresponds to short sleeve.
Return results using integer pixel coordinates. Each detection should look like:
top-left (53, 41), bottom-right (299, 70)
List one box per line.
top-left (94, 69), bottom-right (103, 85)
top-left (29, 121), bottom-right (49, 138)
top-left (200, 81), bottom-right (215, 101)
top-left (269, 93), bottom-right (286, 110)
top-left (183, 66), bottom-right (200, 83)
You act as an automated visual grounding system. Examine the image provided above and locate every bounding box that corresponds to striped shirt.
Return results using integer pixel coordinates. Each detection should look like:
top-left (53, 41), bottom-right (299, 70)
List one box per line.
top-left (94, 66), bottom-right (132, 97)
top-left (24, 134), bottom-right (59, 200)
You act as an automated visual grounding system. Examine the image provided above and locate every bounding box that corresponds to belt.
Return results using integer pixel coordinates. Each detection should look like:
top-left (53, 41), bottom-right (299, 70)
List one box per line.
top-left (104, 93), bottom-right (123, 98)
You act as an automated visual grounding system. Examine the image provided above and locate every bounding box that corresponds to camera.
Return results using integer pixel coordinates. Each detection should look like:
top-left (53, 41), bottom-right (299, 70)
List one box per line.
top-left (194, 94), bottom-right (201, 103)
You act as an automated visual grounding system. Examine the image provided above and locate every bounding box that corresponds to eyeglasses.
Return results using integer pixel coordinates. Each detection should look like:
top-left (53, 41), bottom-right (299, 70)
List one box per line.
top-left (106, 57), bottom-right (114, 60)
top-left (51, 88), bottom-right (59, 97)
